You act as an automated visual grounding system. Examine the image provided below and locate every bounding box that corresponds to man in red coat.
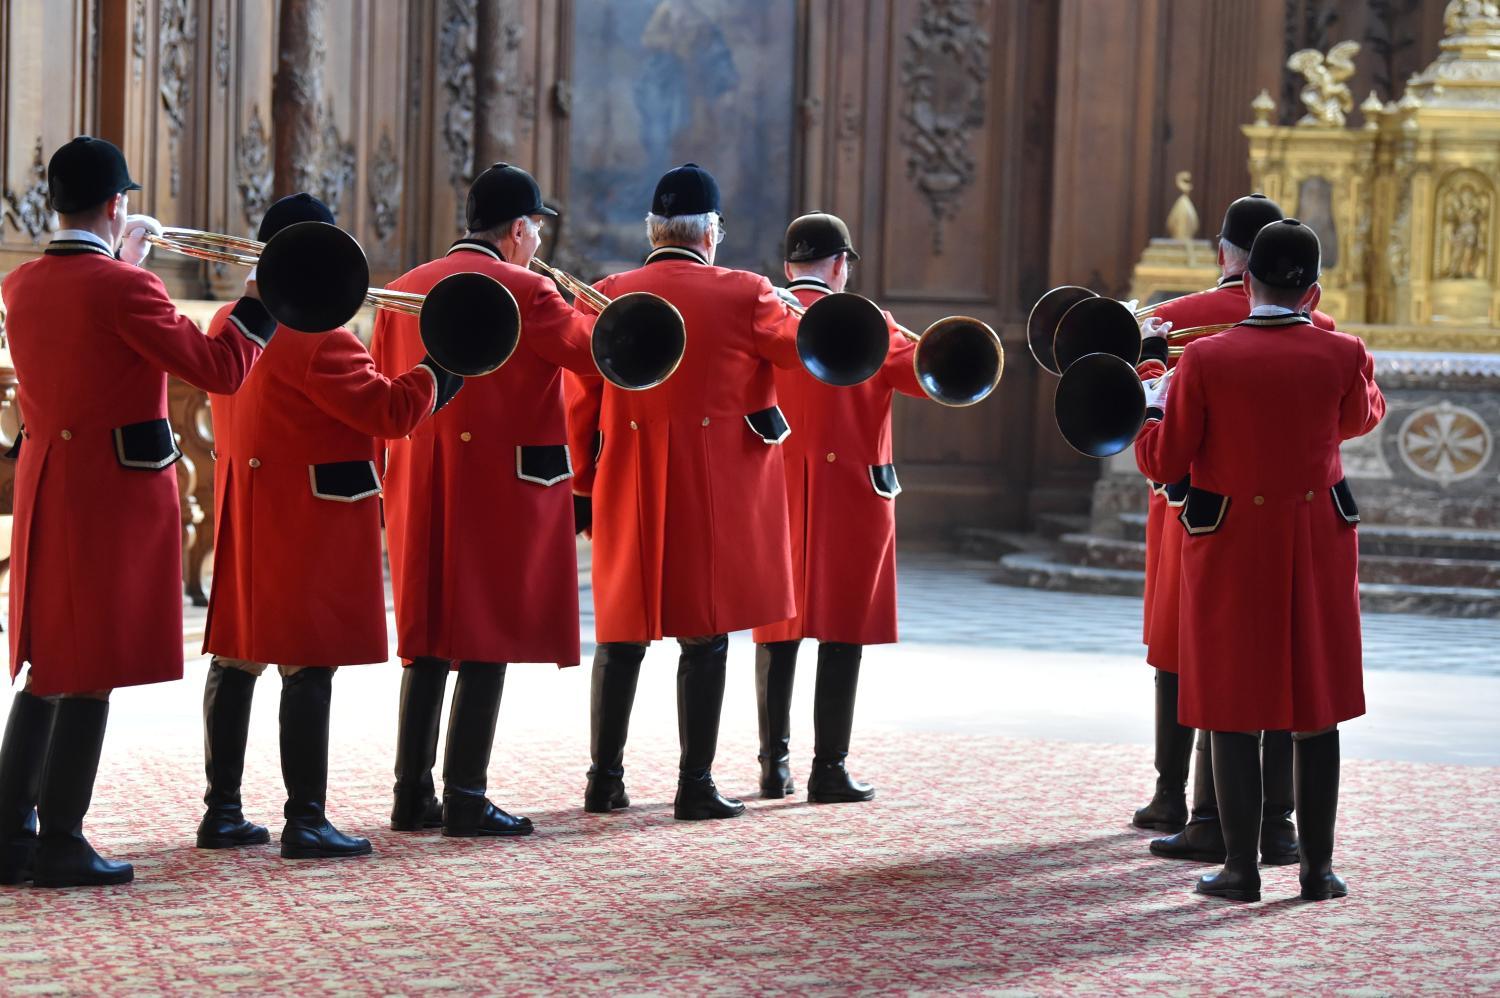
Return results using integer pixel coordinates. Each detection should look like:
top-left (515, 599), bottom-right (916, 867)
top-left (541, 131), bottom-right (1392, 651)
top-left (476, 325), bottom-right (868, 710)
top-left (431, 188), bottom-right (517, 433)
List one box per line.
top-left (1133, 195), bottom-right (1333, 871)
top-left (371, 164), bottom-right (594, 838)
top-left (198, 194), bottom-right (461, 860)
top-left (0, 137), bottom-right (274, 887)
top-left (1135, 219), bottom-right (1384, 902)
top-left (750, 213), bottom-right (924, 803)
top-left (568, 164), bottom-right (804, 820)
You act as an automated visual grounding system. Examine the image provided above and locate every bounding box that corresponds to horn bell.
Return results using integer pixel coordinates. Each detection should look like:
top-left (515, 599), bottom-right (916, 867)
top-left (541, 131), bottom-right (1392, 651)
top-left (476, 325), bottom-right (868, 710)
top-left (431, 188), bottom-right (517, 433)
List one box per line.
top-left (796, 292), bottom-right (890, 387)
top-left (1052, 297), bottom-right (1141, 372)
top-left (1054, 352), bottom-right (1147, 458)
top-left (593, 291), bottom-right (687, 391)
top-left (256, 221), bottom-right (370, 334)
top-left (1027, 285), bottom-right (1096, 375)
top-left (914, 317), bottom-right (1004, 407)
top-left (419, 272), bottom-right (521, 377)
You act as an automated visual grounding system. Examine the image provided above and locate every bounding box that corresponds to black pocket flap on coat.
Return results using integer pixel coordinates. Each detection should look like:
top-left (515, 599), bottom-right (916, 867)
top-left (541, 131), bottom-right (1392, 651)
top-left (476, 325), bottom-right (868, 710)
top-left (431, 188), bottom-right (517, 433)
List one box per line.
top-left (113, 418), bottom-right (182, 471)
top-left (745, 405), bottom-right (790, 444)
top-left (1178, 485), bottom-right (1229, 535)
top-left (309, 460), bottom-right (381, 502)
top-left (1163, 474), bottom-right (1191, 508)
top-left (868, 463), bottom-right (902, 500)
top-left (516, 444), bottom-right (574, 486)
top-left (1330, 477), bottom-right (1360, 524)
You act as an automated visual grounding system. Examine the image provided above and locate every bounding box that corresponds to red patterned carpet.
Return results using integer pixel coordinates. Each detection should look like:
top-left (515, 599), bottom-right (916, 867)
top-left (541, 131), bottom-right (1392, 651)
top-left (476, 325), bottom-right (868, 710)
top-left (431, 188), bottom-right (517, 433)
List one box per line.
top-left (1, 727), bottom-right (1497, 995)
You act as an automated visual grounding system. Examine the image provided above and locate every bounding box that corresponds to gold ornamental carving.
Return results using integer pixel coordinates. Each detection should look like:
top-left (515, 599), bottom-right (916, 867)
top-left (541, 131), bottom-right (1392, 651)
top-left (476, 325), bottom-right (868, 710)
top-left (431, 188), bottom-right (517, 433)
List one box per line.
top-left (1287, 41), bottom-right (1360, 127)
top-left (1231, 14), bottom-right (1500, 345)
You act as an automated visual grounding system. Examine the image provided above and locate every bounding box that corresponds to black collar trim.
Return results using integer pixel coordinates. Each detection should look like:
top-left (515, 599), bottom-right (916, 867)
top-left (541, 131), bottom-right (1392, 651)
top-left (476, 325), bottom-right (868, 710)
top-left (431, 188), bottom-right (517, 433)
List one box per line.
top-left (1241, 313), bottom-right (1313, 328)
top-left (1216, 275), bottom-right (1245, 289)
top-left (446, 239), bottom-right (504, 262)
top-left (645, 246), bottom-right (708, 266)
top-left (44, 239), bottom-right (115, 258)
top-left (786, 277), bottom-right (831, 294)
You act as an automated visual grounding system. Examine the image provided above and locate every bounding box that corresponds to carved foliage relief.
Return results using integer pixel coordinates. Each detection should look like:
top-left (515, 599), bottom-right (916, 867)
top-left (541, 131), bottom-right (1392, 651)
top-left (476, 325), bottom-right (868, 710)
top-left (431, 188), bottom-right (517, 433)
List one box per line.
top-left (1434, 170), bottom-right (1491, 280)
top-left (440, 0), bottom-right (479, 226)
top-left (3, 140), bottom-right (53, 242)
top-left (899, 0), bottom-right (991, 254)
top-left (368, 129), bottom-right (403, 241)
top-left (159, 0), bottom-right (197, 198)
top-left (237, 109), bottom-right (274, 232)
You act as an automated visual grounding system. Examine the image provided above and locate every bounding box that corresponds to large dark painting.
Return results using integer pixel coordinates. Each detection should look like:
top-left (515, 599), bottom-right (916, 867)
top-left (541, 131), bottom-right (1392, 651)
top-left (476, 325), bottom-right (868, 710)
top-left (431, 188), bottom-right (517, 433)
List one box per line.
top-left (564, 0), bottom-right (797, 277)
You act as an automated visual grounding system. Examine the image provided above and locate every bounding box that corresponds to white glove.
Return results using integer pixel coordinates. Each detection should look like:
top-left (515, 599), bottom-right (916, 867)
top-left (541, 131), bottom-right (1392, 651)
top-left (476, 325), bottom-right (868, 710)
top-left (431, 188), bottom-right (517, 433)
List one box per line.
top-left (774, 286), bottom-right (801, 308)
top-left (1140, 316), bottom-right (1172, 340)
top-left (118, 214), bottom-right (163, 267)
top-left (1143, 371), bottom-right (1171, 411)
top-left (1117, 299), bottom-right (1139, 314)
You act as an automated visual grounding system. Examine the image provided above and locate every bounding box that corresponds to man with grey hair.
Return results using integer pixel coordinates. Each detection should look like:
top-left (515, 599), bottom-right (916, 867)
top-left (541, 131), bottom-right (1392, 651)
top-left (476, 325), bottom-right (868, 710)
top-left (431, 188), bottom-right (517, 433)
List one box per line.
top-left (568, 163), bottom-right (806, 821)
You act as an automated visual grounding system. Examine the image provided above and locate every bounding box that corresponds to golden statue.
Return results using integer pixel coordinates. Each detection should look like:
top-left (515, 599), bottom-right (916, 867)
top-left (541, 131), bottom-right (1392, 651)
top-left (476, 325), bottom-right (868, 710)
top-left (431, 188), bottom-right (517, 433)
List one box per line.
top-left (1287, 41), bottom-right (1360, 126)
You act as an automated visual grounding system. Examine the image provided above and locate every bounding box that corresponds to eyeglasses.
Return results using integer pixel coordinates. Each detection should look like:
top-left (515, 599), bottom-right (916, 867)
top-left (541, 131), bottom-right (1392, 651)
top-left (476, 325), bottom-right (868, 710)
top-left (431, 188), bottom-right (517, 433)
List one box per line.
top-left (713, 216), bottom-right (726, 245)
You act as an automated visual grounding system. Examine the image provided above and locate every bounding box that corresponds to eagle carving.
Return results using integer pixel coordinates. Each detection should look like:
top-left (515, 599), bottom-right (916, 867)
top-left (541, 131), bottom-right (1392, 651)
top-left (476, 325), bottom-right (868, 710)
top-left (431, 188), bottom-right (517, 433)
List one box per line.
top-left (1287, 41), bottom-right (1361, 127)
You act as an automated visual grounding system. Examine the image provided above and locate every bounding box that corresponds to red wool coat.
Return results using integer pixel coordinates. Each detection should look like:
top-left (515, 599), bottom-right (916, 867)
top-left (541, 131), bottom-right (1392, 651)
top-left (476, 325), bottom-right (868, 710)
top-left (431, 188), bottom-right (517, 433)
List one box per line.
top-left (203, 314), bottom-right (437, 667)
top-left (1139, 278), bottom-right (1334, 672)
top-left (3, 240), bottom-right (270, 695)
top-left (751, 280), bottom-right (924, 646)
top-left (1134, 313), bottom-right (1385, 731)
top-left (370, 241), bottom-right (594, 666)
top-left (568, 246), bottom-right (802, 643)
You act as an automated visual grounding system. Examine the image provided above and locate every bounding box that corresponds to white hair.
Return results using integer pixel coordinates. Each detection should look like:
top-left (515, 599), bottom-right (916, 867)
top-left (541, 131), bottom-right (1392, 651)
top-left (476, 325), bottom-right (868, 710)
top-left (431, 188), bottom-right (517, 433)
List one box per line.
top-left (1220, 239), bottom-right (1251, 276)
top-left (646, 211), bottom-right (716, 247)
top-left (467, 215), bottom-right (539, 244)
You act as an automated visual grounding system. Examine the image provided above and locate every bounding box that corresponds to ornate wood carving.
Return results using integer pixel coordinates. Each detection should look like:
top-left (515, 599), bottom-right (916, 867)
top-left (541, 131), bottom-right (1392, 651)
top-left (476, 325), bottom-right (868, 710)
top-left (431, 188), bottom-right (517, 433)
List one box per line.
top-left (439, 0), bottom-right (480, 226)
top-left (132, 0), bottom-right (147, 80)
top-left (3, 140), bottom-right (54, 242)
top-left (274, 0), bottom-right (327, 199)
top-left (368, 128), bottom-right (403, 241)
top-left (236, 108), bottom-right (274, 232)
top-left (475, 0), bottom-right (529, 166)
top-left (158, 0), bottom-right (197, 198)
top-left (215, 11), bottom-right (231, 90)
top-left (316, 102), bottom-right (357, 222)
top-left (898, 0), bottom-right (992, 254)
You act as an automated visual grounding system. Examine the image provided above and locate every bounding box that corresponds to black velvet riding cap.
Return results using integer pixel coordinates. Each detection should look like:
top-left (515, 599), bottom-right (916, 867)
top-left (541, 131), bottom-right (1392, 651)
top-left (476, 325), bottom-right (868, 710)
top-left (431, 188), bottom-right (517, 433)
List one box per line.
top-left (1248, 218), bottom-right (1321, 289)
top-left (651, 163), bottom-right (721, 218)
top-left (1219, 193), bottom-right (1284, 252)
top-left (46, 136), bottom-right (141, 214)
top-left (258, 193), bottom-right (335, 243)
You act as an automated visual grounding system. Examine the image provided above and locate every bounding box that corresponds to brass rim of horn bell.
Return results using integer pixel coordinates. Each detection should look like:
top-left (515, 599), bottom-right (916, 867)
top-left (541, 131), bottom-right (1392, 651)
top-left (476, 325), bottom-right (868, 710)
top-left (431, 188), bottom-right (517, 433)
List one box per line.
top-left (1027, 285), bottom-right (1096, 376)
top-left (1053, 351), bottom-right (1147, 458)
top-left (1052, 296), bottom-right (1141, 371)
top-left (913, 316), bottom-right (1004, 408)
top-left (591, 291), bottom-right (687, 391)
top-left (796, 292), bottom-right (891, 387)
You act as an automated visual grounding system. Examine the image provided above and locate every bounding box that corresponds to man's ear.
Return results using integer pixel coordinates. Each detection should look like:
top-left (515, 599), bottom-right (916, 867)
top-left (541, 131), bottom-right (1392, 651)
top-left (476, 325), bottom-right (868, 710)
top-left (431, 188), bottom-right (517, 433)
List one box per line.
top-left (833, 254), bottom-right (846, 281)
top-left (1298, 282), bottom-right (1322, 316)
top-left (784, 262), bottom-right (794, 282)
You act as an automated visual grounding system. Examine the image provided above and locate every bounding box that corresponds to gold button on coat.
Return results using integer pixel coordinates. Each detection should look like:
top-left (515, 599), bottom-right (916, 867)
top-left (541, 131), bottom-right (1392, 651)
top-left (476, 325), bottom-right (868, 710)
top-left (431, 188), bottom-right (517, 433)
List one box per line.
top-left (630, 420), bottom-right (639, 430)
top-left (60, 429), bottom-right (72, 440)
top-left (1253, 495), bottom-right (1264, 505)
top-left (701, 417), bottom-right (710, 426)
top-left (248, 458), bottom-right (261, 469)
top-left (826, 452), bottom-right (837, 463)
top-left (460, 431), bottom-right (472, 442)
top-left (1305, 490), bottom-right (1315, 501)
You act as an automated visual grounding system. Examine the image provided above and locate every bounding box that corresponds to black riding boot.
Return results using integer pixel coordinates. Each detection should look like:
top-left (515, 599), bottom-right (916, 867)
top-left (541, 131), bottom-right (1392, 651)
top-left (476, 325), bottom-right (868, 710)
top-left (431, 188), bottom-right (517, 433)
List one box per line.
top-left (196, 662), bottom-right (270, 849)
top-left (674, 635), bottom-right (744, 820)
top-left (32, 699), bottom-right (133, 887)
top-left (1260, 730), bottom-right (1300, 865)
top-left (1194, 731), bottom-right (1262, 902)
top-left (442, 662), bottom-right (533, 837)
top-left (807, 642), bottom-right (875, 803)
top-left (1133, 669), bottom-right (1192, 831)
top-left (1294, 730), bottom-right (1347, 901)
top-left (0, 691), bottom-right (55, 883)
top-left (1150, 729), bottom-right (1223, 861)
top-left (391, 657), bottom-right (449, 831)
top-left (278, 669), bottom-right (371, 859)
top-left (585, 643), bottom-right (644, 813)
top-left (756, 641), bottom-right (799, 798)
